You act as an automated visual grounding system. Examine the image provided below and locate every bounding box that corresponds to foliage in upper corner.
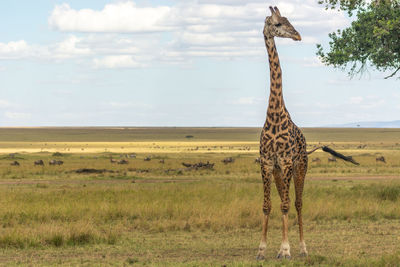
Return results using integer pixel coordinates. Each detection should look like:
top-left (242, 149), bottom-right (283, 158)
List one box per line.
top-left (316, 0), bottom-right (400, 79)
top-left (318, 0), bottom-right (367, 15)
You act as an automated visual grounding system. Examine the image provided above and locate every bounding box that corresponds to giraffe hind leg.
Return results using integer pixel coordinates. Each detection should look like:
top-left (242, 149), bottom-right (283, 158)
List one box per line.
top-left (294, 157), bottom-right (308, 257)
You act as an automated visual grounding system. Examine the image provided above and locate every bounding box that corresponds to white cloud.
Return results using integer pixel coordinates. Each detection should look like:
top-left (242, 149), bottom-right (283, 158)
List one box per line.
top-left (0, 37), bottom-right (92, 61)
top-left (1, 1), bottom-right (350, 66)
top-left (360, 99), bottom-right (385, 109)
top-left (0, 99), bottom-right (13, 108)
top-left (5, 112), bottom-right (31, 120)
top-left (283, 56), bottom-right (325, 67)
top-left (93, 55), bottom-right (142, 69)
top-left (232, 97), bottom-right (261, 105)
top-left (349, 96), bottom-right (363, 104)
top-left (302, 56), bottom-right (325, 67)
top-left (0, 35), bottom-right (145, 62)
top-left (348, 96), bottom-right (385, 109)
top-left (52, 36), bottom-right (92, 59)
top-left (179, 32), bottom-right (236, 46)
top-left (108, 102), bottom-right (152, 109)
top-left (49, 3), bottom-right (172, 33)
top-left (0, 40), bottom-right (31, 59)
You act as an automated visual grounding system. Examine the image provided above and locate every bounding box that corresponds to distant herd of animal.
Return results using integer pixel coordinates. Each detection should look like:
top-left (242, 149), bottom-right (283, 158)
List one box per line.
top-left (7, 155), bottom-right (388, 167)
top-left (10, 159), bottom-right (64, 166)
top-left (311, 156), bottom-right (386, 163)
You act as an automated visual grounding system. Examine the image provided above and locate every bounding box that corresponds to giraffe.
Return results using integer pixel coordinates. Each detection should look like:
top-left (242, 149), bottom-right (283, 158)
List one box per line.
top-left (255, 7), bottom-right (360, 260)
top-left (256, 6), bottom-right (306, 260)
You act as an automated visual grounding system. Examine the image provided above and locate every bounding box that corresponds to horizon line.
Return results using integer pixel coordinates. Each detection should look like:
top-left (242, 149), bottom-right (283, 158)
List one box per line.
top-left (0, 126), bottom-right (399, 129)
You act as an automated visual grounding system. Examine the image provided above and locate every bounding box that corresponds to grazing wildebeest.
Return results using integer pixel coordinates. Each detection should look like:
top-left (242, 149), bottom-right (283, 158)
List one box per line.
top-left (159, 159), bottom-right (165, 164)
top-left (34, 160), bottom-right (44, 166)
top-left (376, 156), bottom-right (386, 163)
top-left (182, 162), bottom-right (192, 168)
top-left (222, 157), bottom-right (235, 164)
top-left (181, 161), bottom-right (214, 170)
top-left (11, 161), bottom-right (20, 166)
top-left (144, 157), bottom-right (151, 161)
top-left (118, 159), bottom-right (128, 165)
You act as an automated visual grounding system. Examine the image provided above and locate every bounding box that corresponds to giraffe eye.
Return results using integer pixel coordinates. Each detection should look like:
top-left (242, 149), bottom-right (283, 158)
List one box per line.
top-left (275, 23), bottom-right (282, 27)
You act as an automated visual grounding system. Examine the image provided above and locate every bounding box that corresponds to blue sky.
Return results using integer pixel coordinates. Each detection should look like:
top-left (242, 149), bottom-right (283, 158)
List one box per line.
top-left (0, 0), bottom-right (399, 127)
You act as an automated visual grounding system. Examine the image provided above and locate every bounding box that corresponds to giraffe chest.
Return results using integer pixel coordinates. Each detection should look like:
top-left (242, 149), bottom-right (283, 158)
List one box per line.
top-left (260, 123), bottom-right (295, 157)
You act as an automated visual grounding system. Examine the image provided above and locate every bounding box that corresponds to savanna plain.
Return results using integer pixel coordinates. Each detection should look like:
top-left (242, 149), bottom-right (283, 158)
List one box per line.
top-left (0, 127), bottom-right (399, 266)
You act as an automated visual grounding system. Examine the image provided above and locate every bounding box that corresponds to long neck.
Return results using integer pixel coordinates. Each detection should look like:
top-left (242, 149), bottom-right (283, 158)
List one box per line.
top-left (265, 36), bottom-right (285, 113)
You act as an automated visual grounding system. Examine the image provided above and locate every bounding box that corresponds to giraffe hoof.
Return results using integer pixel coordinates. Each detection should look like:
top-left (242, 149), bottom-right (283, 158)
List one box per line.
top-left (300, 252), bottom-right (308, 257)
top-left (276, 253), bottom-right (291, 260)
top-left (256, 254), bottom-right (265, 261)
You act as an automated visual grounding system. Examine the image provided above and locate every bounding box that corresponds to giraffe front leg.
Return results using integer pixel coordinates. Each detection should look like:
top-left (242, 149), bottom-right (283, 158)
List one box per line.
top-left (277, 213), bottom-right (291, 259)
top-left (276, 161), bottom-right (293, 260)
top-left (256, 161), bottom-right (273, 261)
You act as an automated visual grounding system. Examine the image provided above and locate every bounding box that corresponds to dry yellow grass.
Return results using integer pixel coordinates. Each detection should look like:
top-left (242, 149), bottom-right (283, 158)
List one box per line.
top-left (0, 141), bottom-right (259, 154)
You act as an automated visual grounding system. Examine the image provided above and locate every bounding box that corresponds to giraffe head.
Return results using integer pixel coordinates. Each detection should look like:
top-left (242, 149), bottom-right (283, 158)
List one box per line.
top-left (263, 6), bottom-right (301, 41)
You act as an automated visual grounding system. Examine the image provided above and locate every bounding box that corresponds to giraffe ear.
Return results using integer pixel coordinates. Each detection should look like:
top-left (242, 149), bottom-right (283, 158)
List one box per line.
top-left (274, 6), bottom-right (281, 17)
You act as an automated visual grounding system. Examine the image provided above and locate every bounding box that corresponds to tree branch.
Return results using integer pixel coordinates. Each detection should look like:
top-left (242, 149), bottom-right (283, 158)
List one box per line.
top-left (384, 66), bottom-right (400, 79)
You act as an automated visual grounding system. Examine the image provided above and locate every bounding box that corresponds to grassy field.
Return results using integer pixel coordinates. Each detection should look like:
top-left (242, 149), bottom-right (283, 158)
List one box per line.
top-left (0, 127), bottom-right (399, 142)
top-left (0, 127), bottom-right (399, 266)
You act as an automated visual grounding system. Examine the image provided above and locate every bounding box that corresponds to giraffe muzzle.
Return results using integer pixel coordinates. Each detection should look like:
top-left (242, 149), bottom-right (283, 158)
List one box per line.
top-left (292, 33), bottom-right (301, 41)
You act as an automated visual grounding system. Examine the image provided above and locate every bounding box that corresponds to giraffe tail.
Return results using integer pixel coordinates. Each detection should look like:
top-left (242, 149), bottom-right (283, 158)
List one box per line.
top-left (307, 146), bottom-right (359, 165)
